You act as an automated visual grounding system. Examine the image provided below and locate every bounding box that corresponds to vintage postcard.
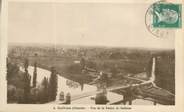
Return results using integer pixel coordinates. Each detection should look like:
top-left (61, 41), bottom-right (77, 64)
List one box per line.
top-left (0, 0), bottom-right (183, 112)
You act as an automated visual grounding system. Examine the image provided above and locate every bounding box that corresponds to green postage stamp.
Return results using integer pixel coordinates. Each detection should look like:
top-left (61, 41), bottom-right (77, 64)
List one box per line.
top-left (153, 3), bottom-right (182, 28)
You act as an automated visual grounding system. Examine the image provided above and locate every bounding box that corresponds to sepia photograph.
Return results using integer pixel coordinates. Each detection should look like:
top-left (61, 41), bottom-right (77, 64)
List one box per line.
top-left (7, 2), bottom-right (175, 105)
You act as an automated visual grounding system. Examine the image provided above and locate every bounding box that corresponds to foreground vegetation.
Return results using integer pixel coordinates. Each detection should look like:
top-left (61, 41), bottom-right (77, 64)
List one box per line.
top-left (7, 58), bottom-right (58, 104)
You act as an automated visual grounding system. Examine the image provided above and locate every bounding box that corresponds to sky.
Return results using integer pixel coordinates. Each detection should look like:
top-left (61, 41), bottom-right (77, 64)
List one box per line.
top-left (8, 2), bottom-right (175, 49)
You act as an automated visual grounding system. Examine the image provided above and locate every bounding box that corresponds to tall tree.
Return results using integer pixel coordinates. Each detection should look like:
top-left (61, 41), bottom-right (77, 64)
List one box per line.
top-left (40, 77), bottom-right (49, 103)
top-left (24, 58), bottom-right (29, 72)
top-left (48, 67), bottom-right (58, 101)
top-left (32, 62), bottom-right (37, 87)
top-left (23, 58), bottom-right (31, 103)
top-left (146, 57), bottom-right (153, 78)
top-left (80, 57), bottom-right (85, 69)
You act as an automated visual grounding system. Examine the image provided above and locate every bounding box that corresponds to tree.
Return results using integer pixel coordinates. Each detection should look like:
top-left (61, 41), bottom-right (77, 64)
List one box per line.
top-left (32, 62), bottom-right (37, 88)
top-left (23, 58), bottom-right (31, 103)
top-left (48, 67), bottom-right (58, 101)
top-left (7, 62), bottom-right (19, 82)
top-left (80, 57), bottom-right (85, 69)
top-left (40, 77), bottom-right (49, 103)
top-left (24, 58), bottom-right (29, 72)
top-left (146, 57), bottom-right (153, 78)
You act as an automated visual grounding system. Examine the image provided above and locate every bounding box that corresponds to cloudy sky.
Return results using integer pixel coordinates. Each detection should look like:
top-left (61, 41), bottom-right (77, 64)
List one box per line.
top-left (8, 2), bottom-right (174, 49)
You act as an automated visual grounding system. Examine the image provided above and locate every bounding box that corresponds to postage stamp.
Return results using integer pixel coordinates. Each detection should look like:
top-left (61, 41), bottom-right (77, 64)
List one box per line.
top-left (145, 1), bottom-right (182, 38)
top-left (153, 3), bottom-right (182, 28)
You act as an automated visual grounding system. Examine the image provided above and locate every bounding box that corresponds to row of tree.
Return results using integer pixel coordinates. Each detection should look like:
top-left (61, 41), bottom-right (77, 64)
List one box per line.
top-left (23, 59), bottom-right (58, 104)
top-left (7, 57), bottom-right (58, 104)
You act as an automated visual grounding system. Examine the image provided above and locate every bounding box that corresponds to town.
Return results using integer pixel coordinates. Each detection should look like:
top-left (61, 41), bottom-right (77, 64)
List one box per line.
top-left (7, 44), bottom-right (175, 105)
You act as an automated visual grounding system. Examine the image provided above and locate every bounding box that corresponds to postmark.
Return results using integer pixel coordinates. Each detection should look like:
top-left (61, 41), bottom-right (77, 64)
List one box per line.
top-left (145, 1), bottom-right (181, 38)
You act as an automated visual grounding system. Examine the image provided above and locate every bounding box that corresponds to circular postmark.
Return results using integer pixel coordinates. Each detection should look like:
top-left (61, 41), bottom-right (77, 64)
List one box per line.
top-left (145, 1), bottom-right (175, 38)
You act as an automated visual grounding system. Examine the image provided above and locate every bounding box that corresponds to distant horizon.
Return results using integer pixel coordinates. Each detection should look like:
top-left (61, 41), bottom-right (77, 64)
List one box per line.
top-left (8, 42), bottom-right (175, 51)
